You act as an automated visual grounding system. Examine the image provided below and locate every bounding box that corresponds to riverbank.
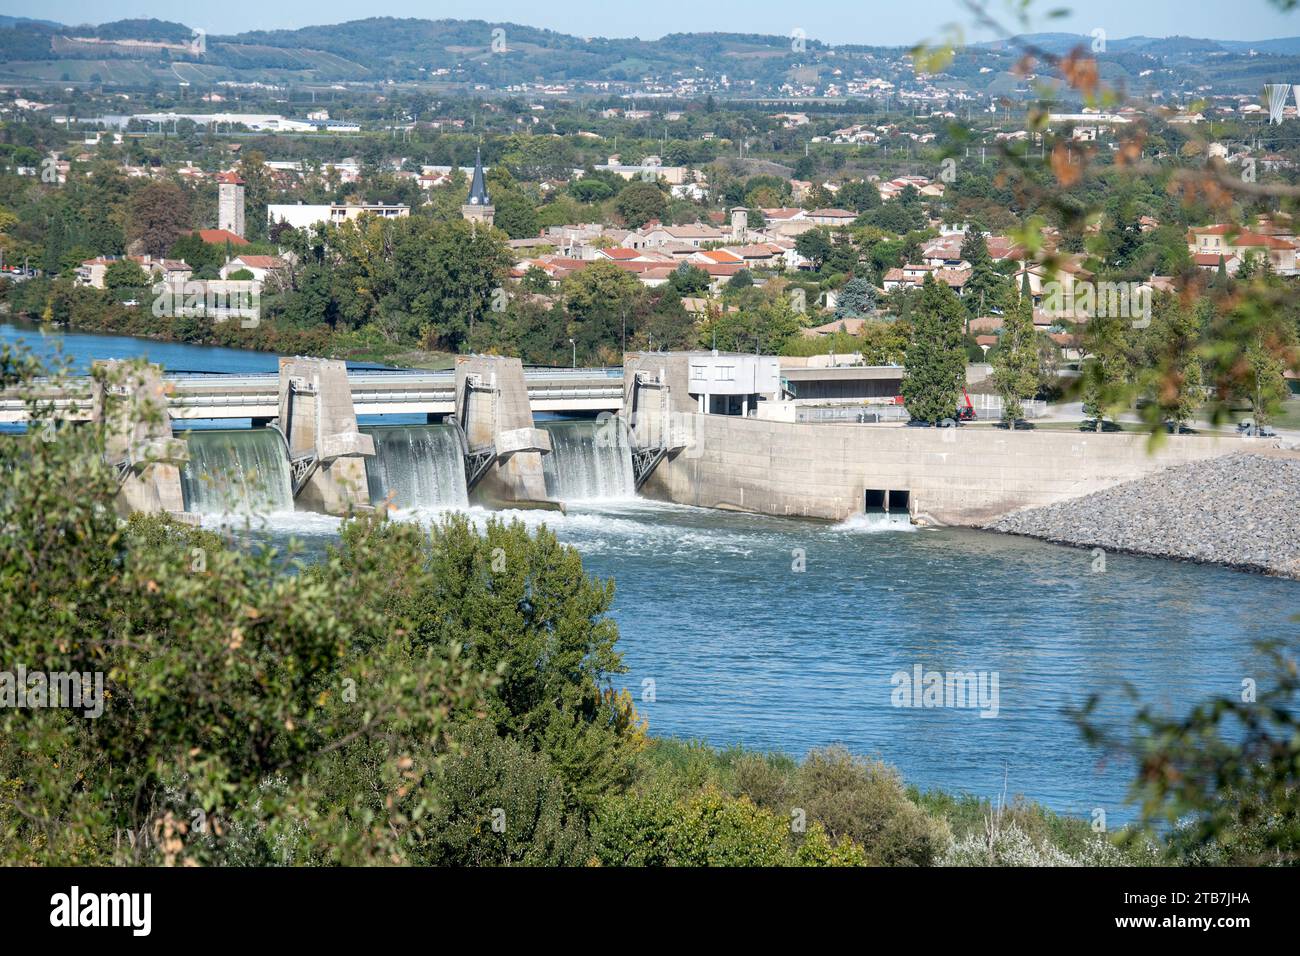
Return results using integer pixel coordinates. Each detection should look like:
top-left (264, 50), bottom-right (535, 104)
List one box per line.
top-left (987, 453), bottom-right (1300, 579)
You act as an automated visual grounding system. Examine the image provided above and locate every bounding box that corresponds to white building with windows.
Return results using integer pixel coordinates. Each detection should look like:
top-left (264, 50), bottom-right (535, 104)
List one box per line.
top-left (686, 352), bottom-right (782, 416)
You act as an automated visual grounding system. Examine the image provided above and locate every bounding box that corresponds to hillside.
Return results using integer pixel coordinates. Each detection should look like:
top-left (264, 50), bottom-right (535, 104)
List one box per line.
top-left (1, 17), bottom-right (1298, 94)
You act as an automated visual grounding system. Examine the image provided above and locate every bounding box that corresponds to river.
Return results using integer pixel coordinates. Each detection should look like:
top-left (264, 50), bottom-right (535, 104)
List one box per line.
top-left (9, 320), bottom-right (1299, 824)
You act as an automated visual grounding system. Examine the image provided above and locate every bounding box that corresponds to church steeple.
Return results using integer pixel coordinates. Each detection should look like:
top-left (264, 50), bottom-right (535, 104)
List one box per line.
top-left (461, 147), bottom-right (494, 227)
top-left (467, 148), bottom-right (490, 206)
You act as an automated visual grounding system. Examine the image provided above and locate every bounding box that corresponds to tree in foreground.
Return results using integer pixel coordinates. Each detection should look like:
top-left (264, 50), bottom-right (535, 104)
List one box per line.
top-left (1076, 642), bottom-right (1300, 866)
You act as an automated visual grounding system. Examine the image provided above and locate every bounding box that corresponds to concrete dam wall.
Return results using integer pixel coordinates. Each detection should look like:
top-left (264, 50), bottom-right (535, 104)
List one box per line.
top-left (639, 413), bottom-right (1248, 526)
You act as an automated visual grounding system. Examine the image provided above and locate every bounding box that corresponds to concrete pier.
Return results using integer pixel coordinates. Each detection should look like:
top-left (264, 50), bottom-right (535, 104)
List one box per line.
top-left (276, 357), bottom-right (375, 515)
top-left (454, 355), bottom-right (558, 510)
top-left (92, 361), bottom-right (189, 518)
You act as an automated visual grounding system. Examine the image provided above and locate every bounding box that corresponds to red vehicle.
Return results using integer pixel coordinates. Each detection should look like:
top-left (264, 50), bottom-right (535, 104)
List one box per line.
top-left (957, 389), bottom-right (977, 421)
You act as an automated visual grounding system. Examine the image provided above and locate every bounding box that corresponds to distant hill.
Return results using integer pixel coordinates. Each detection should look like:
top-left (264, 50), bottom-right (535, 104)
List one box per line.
top-left (977, 31), bottom-right (1300, 57)
top-left (0, 15), bottom-right (61, 30)
top-left (2, 17), bottom-right (1300, 94)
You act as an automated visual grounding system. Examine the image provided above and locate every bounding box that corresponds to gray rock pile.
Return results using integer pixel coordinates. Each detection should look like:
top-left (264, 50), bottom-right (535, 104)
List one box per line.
top-left (987, 453), bottom-right (1300, 578)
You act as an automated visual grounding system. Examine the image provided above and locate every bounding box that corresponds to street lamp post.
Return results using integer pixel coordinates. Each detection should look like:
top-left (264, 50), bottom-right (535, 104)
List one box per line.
top-left (569, 338), bottom-right (576, 369)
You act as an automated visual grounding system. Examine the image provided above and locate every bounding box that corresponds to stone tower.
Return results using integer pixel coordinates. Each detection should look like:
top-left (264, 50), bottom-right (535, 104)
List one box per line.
top-left (730, 206), bottom-right (749, 243)
top-left (217, 170), bottom-right (245, 238)
top-left (461, 149), bottom-right (494, 227)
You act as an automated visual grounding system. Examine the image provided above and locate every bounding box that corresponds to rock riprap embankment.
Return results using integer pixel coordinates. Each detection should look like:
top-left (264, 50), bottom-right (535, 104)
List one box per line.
top-left (987, 453), bottom-right (1300, 578)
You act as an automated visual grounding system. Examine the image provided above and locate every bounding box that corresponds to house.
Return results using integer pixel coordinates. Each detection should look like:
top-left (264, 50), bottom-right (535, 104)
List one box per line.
top-left (594, 162), bottom-right (689, 185)
top-left (881, 264), bottom-right (938, 291)
top-left (596, 247), bottom-right (651, 263)
top-left (637, 223), bottom-right (728, 248)
top-left (76, 255), bottom-right (191, 289)
top-left (689, 249), bottom-right (746, 267)
top-left (762, 208), bottom-right (806, 223)
top-left (1012, 256), bottom-right (1096, 318)
top-left (718, 244), bottom-right (787, 268)
top-left (266, 202), bottom-right (408, 231)
top-left (1192, 252), bottom-right (1240, 274)
top-left (220, 255), bottom-right (287, 282)
top-left (1186, 225), bottom-right (1297, 274)
top-left (920, 234), bottom-right (967, 267)
top-left (877, 176), bottom-right (937, 201)
top-left (805, 208), bottom-right (856, 227)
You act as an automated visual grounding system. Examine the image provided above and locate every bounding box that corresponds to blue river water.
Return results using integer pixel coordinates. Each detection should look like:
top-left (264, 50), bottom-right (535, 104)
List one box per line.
top-left (9, 321), bottom-right (1300, 823)
top-left (1, 319), bottom-right (283, 374)
top-left (242, 500), bottom-right (1300, 825)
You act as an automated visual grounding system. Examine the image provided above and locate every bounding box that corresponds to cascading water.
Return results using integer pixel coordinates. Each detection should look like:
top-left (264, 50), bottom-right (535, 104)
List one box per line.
top-left (540, 418), bottom-right (635, 502)
top-left (361, 425), bottom-right (469, 510)
top-left (180, 429), bottom-right (294, 514)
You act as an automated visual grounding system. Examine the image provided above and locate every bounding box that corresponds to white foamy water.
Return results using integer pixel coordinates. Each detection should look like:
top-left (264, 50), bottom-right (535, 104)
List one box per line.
top-left (834, 512), bottom-right (918, 534)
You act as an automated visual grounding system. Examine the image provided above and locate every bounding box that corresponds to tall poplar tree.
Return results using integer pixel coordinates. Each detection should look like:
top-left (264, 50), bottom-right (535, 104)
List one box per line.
top-left (992, 272), bottom-right (1041, 428)
top-left (902, 274), bottom-right (967, 423)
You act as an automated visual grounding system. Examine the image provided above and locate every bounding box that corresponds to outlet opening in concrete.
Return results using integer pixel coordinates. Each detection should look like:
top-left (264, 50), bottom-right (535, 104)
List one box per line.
top-left (888, 490), bottom-right (910, 514)
top-left (864, 489), bottom-right (887, 514)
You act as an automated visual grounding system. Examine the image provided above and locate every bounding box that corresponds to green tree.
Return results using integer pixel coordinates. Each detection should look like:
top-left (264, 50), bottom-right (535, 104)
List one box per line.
top-left (960, 230), bottom-right (1009, 318)
top-left (991, 274), bottom-right (1040, 427)
top-left (126, 181), bottom-right (191, 257)
top-left (1081, 311), bottom-right (1132, 430)
top-left (0, 355), bottom-right (492, 865)
top-left (902, 274), bottom-right (968, 423)
top-left (837, 179), bottom-right (882, 214)
top-left (492, 190), bottom-right (540, 240)
top-left (666, 263), bottom-right (711, 298)
top-left (614, 181), bottom-right (667, 229)
top-left (835, 276), bottom-right (876, 319)
top-left (335, 512), bottom-right (645, 809)
top-left (795, 228), bottom-right (833, 271)
top-left (562, 259), bottom-right (645, 346)
top-left (104, 259), bottom-right (150, 291)
top-left (1140, 293), bottom-right (1202, 432)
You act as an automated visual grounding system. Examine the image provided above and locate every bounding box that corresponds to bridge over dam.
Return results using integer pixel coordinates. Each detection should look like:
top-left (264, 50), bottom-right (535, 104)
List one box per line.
top-left (0, 366), bottom-right (625, 424)
top-left (6, 351), bottom-right (1280, 525)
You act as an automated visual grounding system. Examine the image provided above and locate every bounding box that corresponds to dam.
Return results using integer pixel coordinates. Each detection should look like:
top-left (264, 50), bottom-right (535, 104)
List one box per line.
top-left (12, 346), bottom-right (1284, 524)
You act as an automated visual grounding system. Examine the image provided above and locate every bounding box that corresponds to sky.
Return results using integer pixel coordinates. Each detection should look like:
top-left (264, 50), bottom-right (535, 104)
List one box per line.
top-left (12, 0), bottom-right (1300, 46)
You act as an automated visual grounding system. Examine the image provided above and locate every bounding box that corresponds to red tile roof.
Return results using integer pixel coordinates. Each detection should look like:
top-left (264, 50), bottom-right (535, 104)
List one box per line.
top-left (230, 255), bottom-right (285, 269)
top-left (196, 228), bottom-right (250, 246)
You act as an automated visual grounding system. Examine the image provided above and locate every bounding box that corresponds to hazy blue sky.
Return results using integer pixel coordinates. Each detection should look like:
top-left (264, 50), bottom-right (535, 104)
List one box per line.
top-left (18, 0), bottom-right (1300, 45)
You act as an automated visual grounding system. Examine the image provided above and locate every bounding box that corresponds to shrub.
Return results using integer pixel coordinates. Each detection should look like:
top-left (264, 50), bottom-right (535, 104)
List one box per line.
top-left (785, 747), bottom-right (951, 866)
top-left (591, 787), bottom-right (858, 867)
top-left (415, 724), bottom-right (589, 866)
